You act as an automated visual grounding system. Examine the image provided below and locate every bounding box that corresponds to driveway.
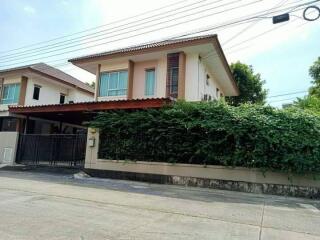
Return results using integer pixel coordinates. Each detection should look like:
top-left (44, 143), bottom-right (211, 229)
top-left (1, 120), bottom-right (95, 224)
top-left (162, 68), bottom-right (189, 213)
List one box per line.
top-left (0, 167), bottom-right (319, 240)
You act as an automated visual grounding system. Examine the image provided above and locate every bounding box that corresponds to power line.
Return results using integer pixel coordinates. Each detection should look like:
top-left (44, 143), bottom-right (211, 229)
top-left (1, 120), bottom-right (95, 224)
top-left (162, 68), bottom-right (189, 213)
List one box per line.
top-left (0, 0), bottom-right (265, 67)
top-left (268, 97), bottom-right (299, 103)
top-left (0, 0), bottom-right (189, 54)
top-left (225, 13), bottom-right (317, 55)
top-left (35, 16), bottom-right (310, 75)
top-left (0, 0), bottom-right (215, 59)
top-left (267, 90), bottom-right (308, 98)
top-left (202, 2), bottom-right (319, 60)
top-left (222, 0), bottom-right (292, 46)
top-left (1, 0), bottom-right (316, 71)
top-left (0, 0), bottom-right (310, 63)
top-left (0, 0), bottom-right (260, 64)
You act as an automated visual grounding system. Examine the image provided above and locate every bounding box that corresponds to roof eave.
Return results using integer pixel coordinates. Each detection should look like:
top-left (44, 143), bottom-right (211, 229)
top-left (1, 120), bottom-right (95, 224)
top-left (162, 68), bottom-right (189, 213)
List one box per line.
top-left (68, 35), bottom-right (218, 65)
top-left (212, 37), bottom-right (239, 96)
top-left (29, 68), bottom-right (94, 95)
top-left (0, 66), bottom-right (94, 95)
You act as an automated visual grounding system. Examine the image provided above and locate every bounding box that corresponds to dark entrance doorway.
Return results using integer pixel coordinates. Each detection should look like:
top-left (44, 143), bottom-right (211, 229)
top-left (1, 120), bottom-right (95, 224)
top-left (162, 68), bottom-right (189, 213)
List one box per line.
top-left (16, 134), bottom-right (87, 168)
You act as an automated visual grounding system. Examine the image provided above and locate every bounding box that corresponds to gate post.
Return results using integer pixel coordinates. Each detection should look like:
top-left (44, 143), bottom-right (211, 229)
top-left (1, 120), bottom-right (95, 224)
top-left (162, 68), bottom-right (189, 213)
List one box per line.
top-left (85, 128), bottom-right (99, 169)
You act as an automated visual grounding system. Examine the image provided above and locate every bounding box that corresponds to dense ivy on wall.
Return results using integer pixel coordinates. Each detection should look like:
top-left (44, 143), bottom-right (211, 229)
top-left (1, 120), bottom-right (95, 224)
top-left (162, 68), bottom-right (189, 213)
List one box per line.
top-left (90, 102), bottom-right (320, 174)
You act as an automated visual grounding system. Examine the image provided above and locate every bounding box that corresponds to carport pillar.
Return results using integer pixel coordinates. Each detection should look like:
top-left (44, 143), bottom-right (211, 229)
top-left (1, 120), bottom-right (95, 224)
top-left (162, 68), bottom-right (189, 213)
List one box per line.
top-left (85, 128), bottom-right (99, 169)
top-left (94, 64), bottom-right (101, 101)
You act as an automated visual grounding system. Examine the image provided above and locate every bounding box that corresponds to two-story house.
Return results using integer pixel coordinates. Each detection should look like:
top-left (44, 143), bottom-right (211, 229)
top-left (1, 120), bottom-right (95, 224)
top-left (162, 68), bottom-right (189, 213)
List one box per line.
top-left (6, 34), bottom-right (239, 167)
top-left (0, 63), bottom-right (94, 133)
top-left (69, 34), bottom-right (239, 103)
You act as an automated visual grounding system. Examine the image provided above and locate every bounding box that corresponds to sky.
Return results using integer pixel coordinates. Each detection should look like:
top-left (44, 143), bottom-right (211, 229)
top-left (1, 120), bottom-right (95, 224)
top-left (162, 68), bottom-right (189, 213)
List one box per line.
top-left (0, 0), bottom-right (319, 107)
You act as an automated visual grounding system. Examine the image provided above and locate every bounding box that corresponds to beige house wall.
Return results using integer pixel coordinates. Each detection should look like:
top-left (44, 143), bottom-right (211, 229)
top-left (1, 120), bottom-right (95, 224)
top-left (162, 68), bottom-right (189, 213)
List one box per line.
top-left (132, 60), bottom-right (158, 98)
top-left (3, 76), bottom-right (21, 85)
top-left (85, 129), bottom-right (320, 188)
top-left (95, 52), bottom-right (228, 102)
top-left (132, 58), bottom-right (167, 99)
top-left (97, 57), bottom-right (167, 101)
top-left (100, 61), bottom-right (129, 73)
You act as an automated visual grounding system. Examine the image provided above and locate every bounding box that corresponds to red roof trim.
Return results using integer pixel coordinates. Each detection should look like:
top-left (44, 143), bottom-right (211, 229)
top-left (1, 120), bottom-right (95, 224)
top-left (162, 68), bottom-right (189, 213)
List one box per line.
top-left (9, 98), bottom-right (173, 114)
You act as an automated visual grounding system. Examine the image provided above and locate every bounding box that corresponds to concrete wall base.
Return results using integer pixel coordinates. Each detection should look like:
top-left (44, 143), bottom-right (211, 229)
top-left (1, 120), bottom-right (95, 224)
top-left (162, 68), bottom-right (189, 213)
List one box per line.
top-left (84, 168), bottom-right (320, 199)
top-left (170, 176), bottom-right (320, 199)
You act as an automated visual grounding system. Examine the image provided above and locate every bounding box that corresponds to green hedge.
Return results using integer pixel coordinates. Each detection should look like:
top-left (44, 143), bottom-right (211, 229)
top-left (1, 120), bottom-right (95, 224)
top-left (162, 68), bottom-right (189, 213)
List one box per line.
top-left (90, 102), bottom-right (320, 174)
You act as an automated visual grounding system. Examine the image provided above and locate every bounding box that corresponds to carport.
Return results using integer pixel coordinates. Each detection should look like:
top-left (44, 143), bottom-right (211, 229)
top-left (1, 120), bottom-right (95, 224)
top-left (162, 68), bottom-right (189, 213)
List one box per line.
top-left (8, 98), bottom-right (171, 168)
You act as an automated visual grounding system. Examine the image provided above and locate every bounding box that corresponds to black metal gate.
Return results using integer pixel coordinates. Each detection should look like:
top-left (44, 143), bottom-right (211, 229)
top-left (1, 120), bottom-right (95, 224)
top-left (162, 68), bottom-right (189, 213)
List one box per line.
top-left (16, 134), bottom-right (87, 168)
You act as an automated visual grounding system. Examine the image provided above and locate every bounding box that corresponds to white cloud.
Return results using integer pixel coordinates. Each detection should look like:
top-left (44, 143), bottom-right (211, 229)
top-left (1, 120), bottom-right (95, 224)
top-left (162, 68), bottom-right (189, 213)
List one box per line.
top-left (23, 6), bottom-right (36, 15)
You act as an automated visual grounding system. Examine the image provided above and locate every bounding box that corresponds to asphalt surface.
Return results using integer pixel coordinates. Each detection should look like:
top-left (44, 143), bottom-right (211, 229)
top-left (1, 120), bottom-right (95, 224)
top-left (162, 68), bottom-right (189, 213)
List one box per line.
top-left (0, 166), bottom-right (319, 240)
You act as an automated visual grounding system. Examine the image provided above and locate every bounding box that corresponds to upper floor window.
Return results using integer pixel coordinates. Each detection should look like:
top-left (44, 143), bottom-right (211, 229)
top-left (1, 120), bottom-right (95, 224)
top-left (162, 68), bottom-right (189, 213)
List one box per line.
top-left (145, 69), bottom-right (156, 96)
top-left (60, 94), bottom-right (66, 104)
top-left (1, 83), bottom-right (20, 104)
top-left (167, 53), bottom-right (179, 98)
top-left (33, 85), bottom-right (41, 100)
top-left (99, 71), bottom-right (128, 97)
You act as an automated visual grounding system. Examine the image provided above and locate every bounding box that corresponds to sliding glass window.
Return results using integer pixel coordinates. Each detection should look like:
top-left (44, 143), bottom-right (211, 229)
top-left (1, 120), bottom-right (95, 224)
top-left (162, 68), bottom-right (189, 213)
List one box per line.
top-left (99, 71), bottom-right (128, 97)
top-left (1, 83), bottom-right (20, 104)
top-left (145, 69), bottom-right (156, 96)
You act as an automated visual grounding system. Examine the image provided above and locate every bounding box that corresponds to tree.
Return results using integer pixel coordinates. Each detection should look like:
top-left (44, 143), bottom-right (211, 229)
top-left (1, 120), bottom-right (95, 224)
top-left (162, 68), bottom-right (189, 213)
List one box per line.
top-left (309, 57), bottom-right (320, 97)
top-left (291, 57), bottom-right (320, 115)
top-left (225, 61), bottom-right (267, 106)
top-left (294, 96), bottom-right (320, 116)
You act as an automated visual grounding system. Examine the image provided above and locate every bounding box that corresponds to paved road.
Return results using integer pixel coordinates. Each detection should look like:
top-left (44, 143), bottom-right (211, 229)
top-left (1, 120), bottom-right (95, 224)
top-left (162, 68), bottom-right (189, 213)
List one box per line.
top-left (0, 167), bottom-right (319, 240)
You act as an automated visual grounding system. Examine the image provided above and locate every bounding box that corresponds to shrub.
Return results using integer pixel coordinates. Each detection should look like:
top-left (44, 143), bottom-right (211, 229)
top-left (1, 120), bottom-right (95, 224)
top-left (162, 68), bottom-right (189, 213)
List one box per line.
top-left (90, 101), bottom-right (320, 174)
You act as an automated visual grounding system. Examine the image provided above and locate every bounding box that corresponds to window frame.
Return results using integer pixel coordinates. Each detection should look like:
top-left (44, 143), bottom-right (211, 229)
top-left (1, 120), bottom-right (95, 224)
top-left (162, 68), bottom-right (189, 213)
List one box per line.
top-left (169, 66), bottom-right (179, 95)
top-left (33, 85), bottom-right (41, 100)
top-left (99, 70), bottom-right (128, 97)
top-left (59, 94), bottom-right (66, 104)
top-left (1, 83), bottom-right (20, 105)
top-left (144, 68), bottom-right (156, 96)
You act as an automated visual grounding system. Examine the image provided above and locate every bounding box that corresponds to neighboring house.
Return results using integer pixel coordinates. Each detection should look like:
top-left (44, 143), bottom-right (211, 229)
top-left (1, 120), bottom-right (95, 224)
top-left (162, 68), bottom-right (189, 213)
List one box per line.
top-left (0, 63), bottom-right (94, 133)
top-left (69, 34), bottom-right (239, 102)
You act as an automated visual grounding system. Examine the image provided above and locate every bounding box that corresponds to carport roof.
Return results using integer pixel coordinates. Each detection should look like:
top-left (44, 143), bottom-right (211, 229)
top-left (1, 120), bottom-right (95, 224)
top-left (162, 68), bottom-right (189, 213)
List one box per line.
top-left (9, 98), bottom-right (172, 125)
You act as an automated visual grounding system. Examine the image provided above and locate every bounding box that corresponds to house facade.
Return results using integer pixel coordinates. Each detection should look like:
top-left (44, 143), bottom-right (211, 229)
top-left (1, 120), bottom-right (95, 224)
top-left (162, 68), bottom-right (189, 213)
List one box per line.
top-left (69, 34), bottom-right (239, 103)
top-left (3, 34), bottom-right (239, 167)
top-left (0, 63), bottom-right (94, 133)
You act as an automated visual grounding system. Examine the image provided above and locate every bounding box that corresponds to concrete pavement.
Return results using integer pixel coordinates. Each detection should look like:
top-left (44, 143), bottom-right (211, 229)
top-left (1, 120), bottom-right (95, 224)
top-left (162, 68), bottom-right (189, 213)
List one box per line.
top-left (0, 168), bottom-right (319, 240)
